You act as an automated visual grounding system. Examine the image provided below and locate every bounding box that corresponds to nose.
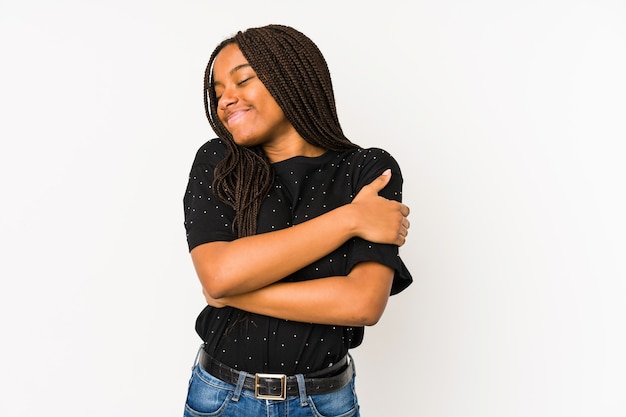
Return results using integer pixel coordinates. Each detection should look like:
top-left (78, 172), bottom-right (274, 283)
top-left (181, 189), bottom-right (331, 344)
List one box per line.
top-left (218, 86), bottom-right (238, 109)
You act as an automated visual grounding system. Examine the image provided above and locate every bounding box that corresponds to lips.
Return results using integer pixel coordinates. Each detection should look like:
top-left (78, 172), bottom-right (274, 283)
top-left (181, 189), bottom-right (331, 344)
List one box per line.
top-left (224, 108), bottom-right (249, 127)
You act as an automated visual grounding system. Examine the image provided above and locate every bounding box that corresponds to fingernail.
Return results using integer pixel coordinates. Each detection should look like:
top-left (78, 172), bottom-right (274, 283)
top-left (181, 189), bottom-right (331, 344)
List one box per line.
top-left (382, 169), bottom-right (391, 176)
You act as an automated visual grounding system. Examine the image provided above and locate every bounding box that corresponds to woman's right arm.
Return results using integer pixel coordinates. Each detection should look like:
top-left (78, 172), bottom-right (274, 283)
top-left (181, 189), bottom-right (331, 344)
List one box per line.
top-left (191, 169), bottom-right (410, 298)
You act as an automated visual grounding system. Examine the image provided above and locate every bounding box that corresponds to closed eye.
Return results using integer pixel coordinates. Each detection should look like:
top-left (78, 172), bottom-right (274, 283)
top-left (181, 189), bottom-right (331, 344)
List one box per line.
top-left (238, 76), bottom-right (255, 86)
top-left (213, 74), bottom-right (256, 101)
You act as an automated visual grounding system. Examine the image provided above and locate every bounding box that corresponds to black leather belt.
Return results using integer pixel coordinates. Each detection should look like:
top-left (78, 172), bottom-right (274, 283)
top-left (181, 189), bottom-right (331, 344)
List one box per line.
top-left (198, 348), bottom-right (353, 400)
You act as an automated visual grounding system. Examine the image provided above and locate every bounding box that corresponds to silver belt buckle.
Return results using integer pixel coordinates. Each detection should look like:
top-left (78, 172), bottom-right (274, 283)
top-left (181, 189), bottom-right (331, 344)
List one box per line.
top-left (254, 373), bottom-right (287, 400)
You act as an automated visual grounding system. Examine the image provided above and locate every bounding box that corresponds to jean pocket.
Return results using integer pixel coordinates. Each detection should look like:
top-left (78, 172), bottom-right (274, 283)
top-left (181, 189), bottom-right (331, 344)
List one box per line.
top-left (307, 376), bottom-right (359, 417)
top-left (184, 365), bottom-right (234, 416)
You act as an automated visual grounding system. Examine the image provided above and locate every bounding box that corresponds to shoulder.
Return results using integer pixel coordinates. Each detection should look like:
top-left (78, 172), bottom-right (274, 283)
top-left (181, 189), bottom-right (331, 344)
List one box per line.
top-left (363, 147), bottom-right (399, 166)
top-left (342, 147), bottom-right (399, 165)
top-left (336, 147), bottom-right (405, 198)
top-left (191, 138), bottom-right (228, 168)
top-left (342, 147), bottom-right (402, 176)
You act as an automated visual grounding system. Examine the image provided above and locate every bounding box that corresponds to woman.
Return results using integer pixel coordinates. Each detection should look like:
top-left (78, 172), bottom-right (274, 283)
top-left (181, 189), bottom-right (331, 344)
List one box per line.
top-left (183, 24), bottom-right (412, 417)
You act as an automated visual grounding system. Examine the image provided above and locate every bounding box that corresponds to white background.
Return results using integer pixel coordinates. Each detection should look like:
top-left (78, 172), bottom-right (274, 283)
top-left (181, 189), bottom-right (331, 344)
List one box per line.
top-left (1, 1), bottom-right (625, 416)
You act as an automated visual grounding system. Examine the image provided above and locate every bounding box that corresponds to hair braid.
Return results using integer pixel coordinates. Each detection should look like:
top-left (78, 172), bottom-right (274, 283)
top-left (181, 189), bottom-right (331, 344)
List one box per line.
top-left (204, 25), bottom-right (360, 237)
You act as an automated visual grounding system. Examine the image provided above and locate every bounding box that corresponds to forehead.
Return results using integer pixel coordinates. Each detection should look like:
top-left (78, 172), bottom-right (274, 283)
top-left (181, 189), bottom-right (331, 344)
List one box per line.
top-left (213, 43), bottom-right (251, 78)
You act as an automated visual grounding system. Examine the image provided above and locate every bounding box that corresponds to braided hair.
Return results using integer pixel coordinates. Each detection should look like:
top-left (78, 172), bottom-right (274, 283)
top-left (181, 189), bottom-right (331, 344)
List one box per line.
top-left (204, 24), bottom-right (360, 237)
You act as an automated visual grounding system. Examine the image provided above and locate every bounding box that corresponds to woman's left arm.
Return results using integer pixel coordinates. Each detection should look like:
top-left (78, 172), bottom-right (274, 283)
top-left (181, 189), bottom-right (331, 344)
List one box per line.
top-left (205, 261), bottom-right (394, 327)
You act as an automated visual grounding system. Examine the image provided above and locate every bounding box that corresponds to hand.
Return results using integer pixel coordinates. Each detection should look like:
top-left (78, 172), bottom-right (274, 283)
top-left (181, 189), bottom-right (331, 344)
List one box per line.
top-left (350, 169), bottom-right (410, 246)
top-left (202, 286), bottom-right (227, 308)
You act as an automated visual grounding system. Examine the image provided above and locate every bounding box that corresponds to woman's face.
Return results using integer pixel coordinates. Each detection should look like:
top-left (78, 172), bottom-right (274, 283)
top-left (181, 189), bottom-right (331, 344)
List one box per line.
top-left (212, 43), bottom-right (297, 149)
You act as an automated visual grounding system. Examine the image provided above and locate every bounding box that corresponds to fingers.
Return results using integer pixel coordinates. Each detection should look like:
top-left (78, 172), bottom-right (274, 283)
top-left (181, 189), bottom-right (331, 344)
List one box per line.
top-left (397, 215), bottom-right (410, 245)
top-left (392, 201), bottom-right (411, 245)
top-left (353, 170), bottom-right (412, 247)
top-left (399, 220), bottom-right (410, 237)
top-left (396, 232), bottom-right (407, 247)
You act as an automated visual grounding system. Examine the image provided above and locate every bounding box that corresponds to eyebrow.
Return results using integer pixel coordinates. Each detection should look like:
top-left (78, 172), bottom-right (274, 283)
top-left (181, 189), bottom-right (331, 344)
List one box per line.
top-left (214, 63), bottom-right (253, 86)
top-left (229, 63), bottom-right (252, 76)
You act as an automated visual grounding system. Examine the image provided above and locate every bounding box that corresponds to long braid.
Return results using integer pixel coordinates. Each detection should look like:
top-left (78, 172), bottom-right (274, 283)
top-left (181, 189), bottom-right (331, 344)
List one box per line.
top-left (203, 41), bottom-right (273, 238)
top-left (204, 25), bottom-right (360, 237)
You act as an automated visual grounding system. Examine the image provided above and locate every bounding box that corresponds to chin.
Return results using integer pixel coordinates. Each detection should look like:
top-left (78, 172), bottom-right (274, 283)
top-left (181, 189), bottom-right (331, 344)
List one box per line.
top-left (232, 134), bottom-right (262, 148)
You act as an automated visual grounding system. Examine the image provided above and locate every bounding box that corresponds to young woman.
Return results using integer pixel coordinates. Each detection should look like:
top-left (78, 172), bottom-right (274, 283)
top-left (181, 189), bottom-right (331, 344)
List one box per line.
top-left (183, 24), bottom-right (413, 417)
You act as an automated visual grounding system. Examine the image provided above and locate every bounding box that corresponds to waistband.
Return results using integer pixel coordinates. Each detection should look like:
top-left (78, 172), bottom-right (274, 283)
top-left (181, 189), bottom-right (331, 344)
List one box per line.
top-left (197, 348), bottom-right (353, 400)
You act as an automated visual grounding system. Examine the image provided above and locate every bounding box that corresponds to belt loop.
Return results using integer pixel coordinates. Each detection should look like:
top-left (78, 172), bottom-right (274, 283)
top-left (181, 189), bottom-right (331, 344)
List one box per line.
top-left (232, 371), bottom-right (247, 402)
top-left (295, 374), bottom-right (308, 406)
top-left (191, 344), bottom-right (204, 370)
top-left (347, 353), bottom-right (356, 377)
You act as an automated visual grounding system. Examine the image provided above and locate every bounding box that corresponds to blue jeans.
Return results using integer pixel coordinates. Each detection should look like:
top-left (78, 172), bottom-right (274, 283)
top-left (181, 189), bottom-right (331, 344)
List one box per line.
top-left (183, 353), bottom-right (360, 417)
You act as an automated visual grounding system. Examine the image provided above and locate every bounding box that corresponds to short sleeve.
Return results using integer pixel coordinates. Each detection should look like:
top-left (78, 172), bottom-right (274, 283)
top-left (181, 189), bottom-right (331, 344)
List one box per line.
top-left (183, 139), bottom-right (236, 251)
top-left (346, 148), bottom-right (413, 295)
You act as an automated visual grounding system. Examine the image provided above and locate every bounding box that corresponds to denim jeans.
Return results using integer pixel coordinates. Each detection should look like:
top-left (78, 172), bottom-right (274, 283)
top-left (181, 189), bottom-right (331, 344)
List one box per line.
top-left (183, 353), bottom-right (360, 417)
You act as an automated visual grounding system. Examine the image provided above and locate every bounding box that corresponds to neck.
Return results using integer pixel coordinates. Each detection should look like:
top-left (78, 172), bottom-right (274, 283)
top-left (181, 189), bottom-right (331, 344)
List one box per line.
top-left (263, 139), bottom-right (326, 163)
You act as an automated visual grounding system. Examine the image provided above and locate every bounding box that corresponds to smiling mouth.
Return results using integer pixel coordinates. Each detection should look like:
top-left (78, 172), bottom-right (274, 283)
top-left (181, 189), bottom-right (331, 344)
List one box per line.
top-left (225, 109), bottom-right (248, 126)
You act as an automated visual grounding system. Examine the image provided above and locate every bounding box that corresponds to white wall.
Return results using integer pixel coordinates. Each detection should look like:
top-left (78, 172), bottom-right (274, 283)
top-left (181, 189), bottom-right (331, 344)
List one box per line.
top-left (1, 1), bottom-right (625, 416)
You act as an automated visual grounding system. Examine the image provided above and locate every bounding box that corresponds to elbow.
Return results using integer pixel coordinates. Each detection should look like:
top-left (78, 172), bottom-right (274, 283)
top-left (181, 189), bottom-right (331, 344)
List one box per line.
top-left (353, 300), bottom-right (386, 326)
top-left (203, 283), bottom-right (227, 300)
top-left (191, 242), bottom-right (240, 299)
top-left (359, 311), bottom-right (384, 326)
top-left (202, 275), bottom-right (241, 299)
top-left (197, 269), bottom-right (233, 299)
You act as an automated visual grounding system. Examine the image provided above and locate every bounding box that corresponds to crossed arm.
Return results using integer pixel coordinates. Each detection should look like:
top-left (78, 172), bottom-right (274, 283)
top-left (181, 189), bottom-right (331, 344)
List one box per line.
top-left (202, 261), bottom-right (394, 326)
top-left (190, 170), bottom-right (409, 326)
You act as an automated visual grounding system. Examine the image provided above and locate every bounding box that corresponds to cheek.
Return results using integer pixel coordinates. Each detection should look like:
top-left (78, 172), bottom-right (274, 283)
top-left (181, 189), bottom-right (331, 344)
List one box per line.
top-left (215, 109), bottom-right (229, 128)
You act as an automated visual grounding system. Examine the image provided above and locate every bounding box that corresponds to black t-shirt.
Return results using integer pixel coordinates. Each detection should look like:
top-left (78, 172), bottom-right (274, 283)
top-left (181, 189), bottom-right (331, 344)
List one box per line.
top-left (184, 138), bottom-right (412, 374)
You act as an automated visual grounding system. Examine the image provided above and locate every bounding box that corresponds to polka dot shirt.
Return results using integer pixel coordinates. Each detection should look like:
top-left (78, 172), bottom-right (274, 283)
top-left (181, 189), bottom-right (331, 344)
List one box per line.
top-left (184, 138), bottom-right (412, 374)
